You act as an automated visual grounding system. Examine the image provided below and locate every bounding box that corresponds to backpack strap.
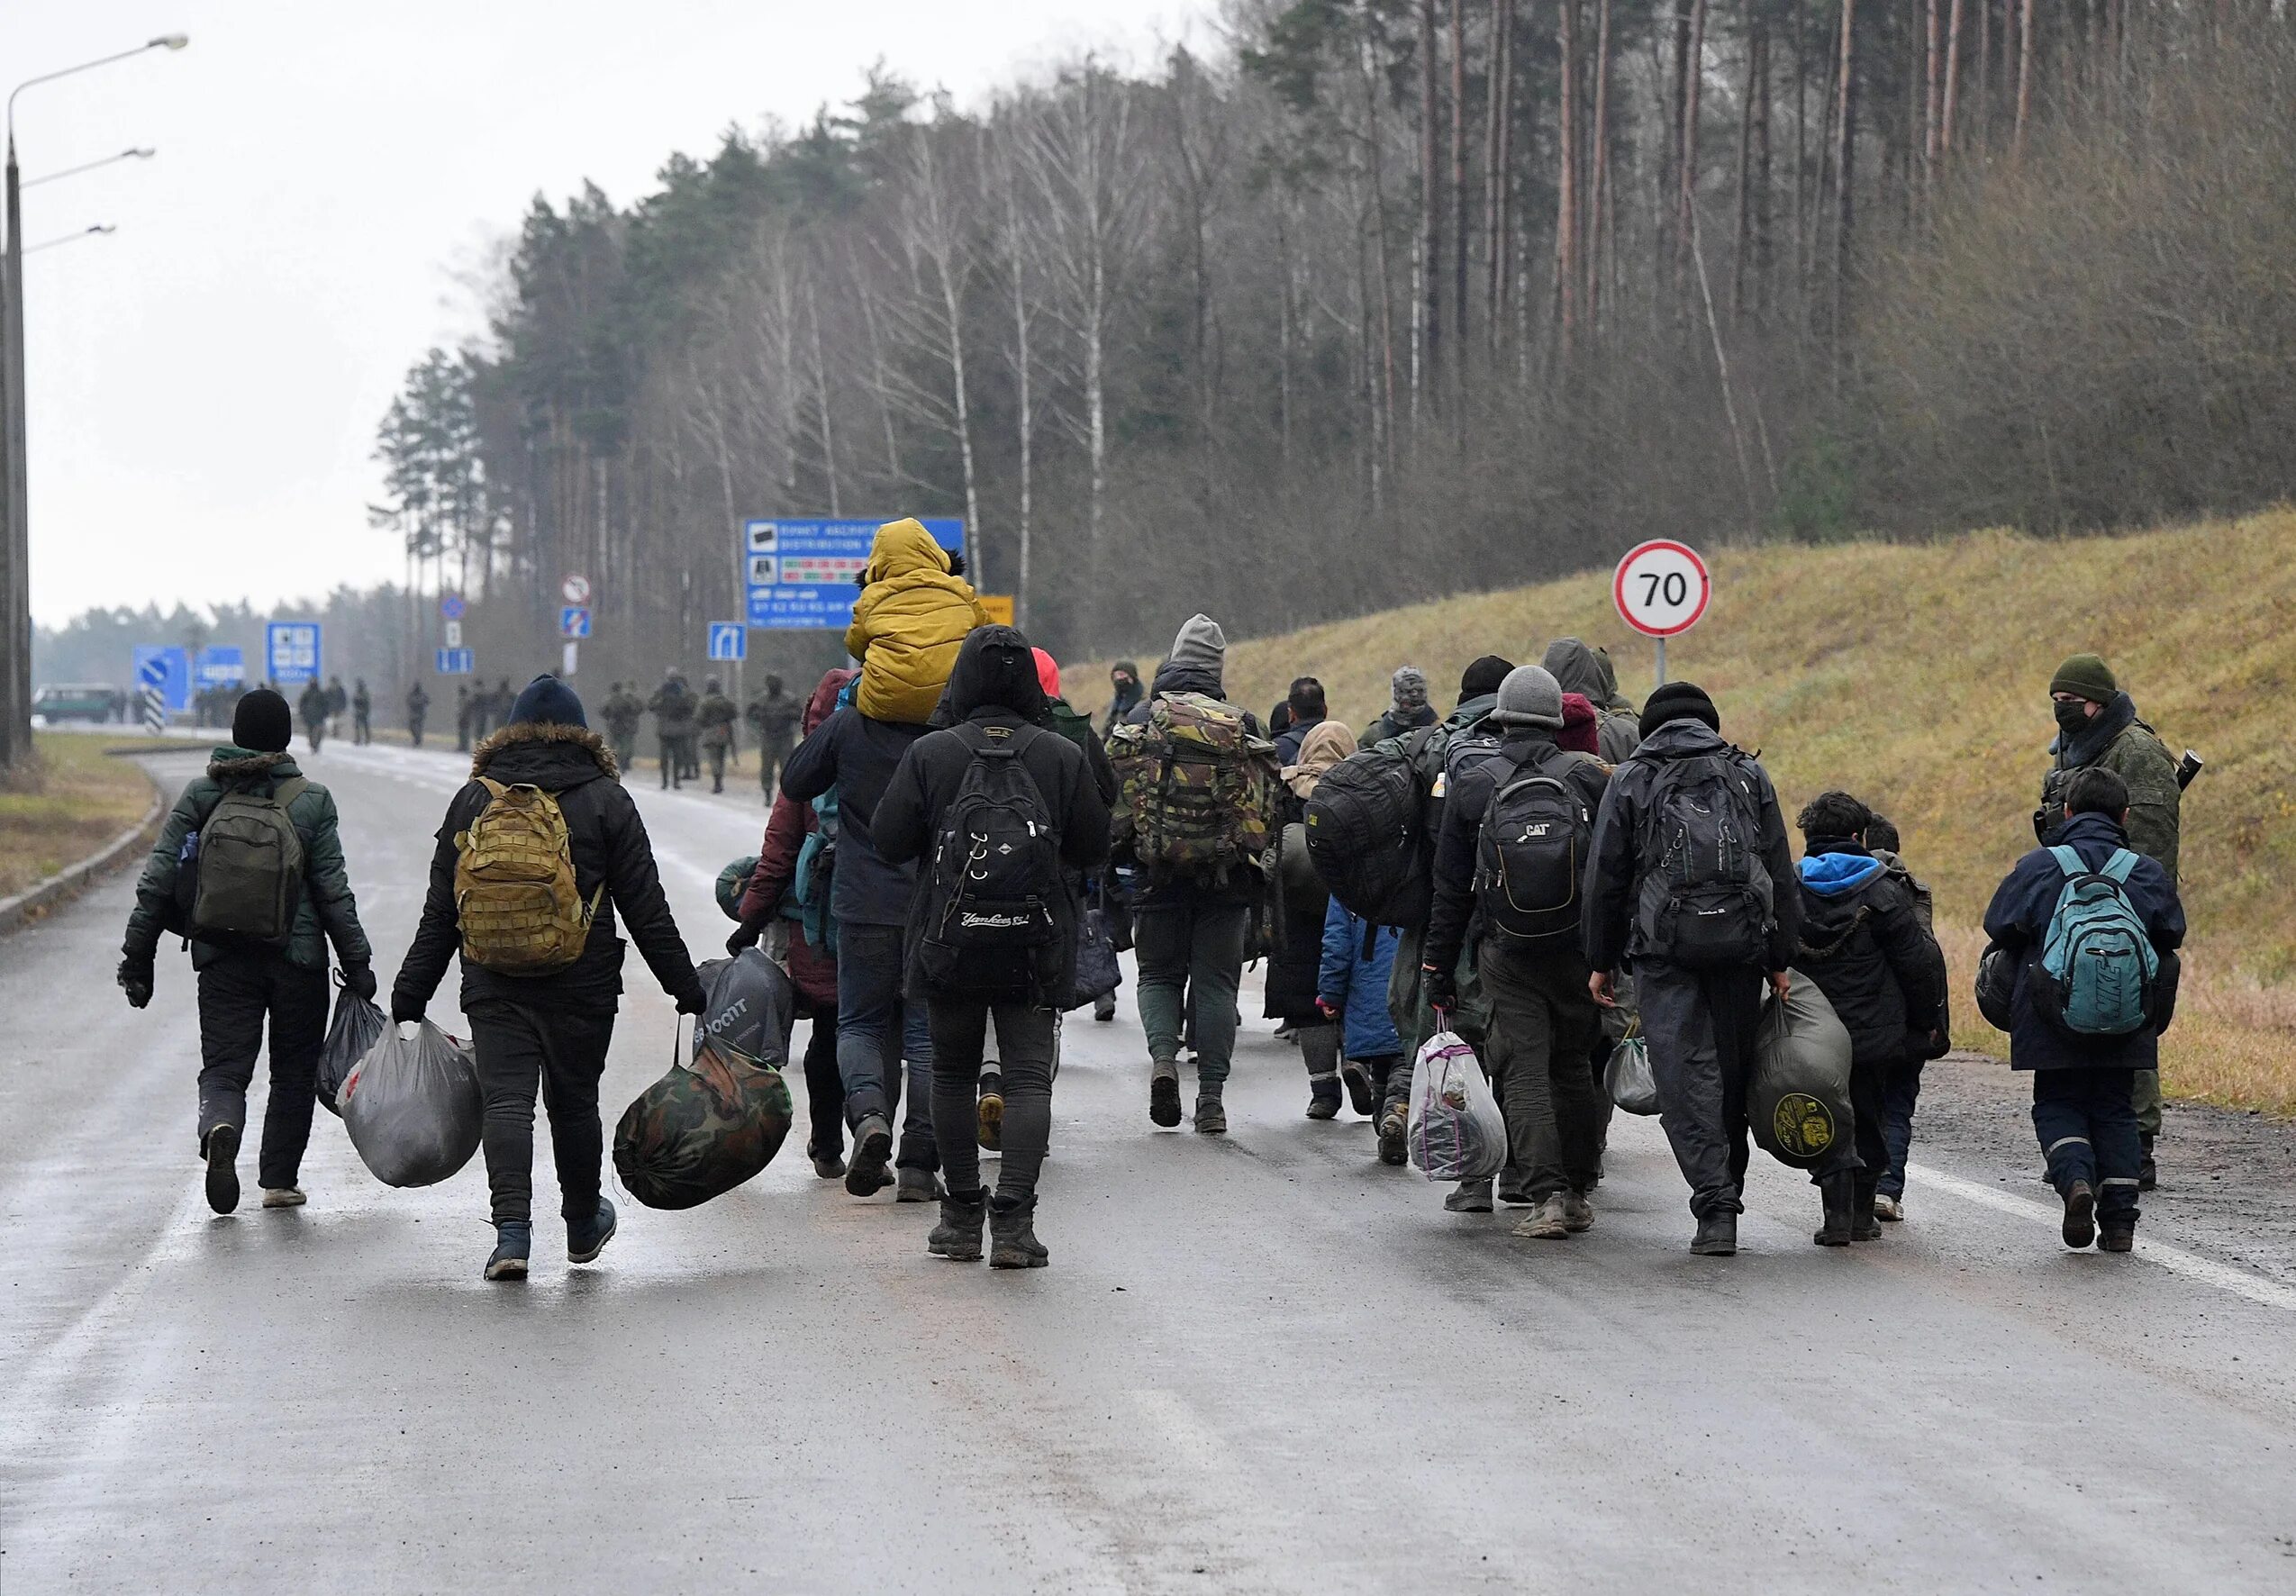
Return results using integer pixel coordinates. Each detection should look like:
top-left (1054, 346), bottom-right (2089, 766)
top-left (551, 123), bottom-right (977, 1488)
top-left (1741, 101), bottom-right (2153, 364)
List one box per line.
top-left (271, 775), bottom-right (310, 812)
top-left (954, 720), bottom-right (1042, 760)
top-left (2101, 849), bottom-right (2140, 885)
top-left (2046, 844), bottom-right (2086, 880)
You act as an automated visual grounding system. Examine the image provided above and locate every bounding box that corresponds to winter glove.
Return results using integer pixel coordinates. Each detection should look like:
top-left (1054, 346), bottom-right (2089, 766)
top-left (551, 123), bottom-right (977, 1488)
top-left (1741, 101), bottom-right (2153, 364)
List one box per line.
top-left (117, 957), bottom-right (154, 1010)
top-left (675, 984), bottom-right (709, 1016)
top-left (390, 993), bottom-right (426, 1026)
top-left (1420, 963), bottom-right (1457, 1013)
top-left (340, 964), bottom-right (377, 1002)
top-left (725, 908), bottom-right (773, 958)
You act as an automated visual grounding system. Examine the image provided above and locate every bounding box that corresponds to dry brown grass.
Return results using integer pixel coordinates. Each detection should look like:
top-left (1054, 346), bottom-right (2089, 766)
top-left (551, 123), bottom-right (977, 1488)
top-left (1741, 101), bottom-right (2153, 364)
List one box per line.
top-left (1064, 512), bottom-right (2296, 1114)
top-left (0, 734), bottom-right (163, 899)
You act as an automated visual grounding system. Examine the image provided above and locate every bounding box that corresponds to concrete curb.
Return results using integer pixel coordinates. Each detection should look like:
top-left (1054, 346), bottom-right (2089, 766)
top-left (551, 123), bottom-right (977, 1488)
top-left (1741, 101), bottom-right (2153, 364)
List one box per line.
top-left (0, 779), bottom-right (167, 939)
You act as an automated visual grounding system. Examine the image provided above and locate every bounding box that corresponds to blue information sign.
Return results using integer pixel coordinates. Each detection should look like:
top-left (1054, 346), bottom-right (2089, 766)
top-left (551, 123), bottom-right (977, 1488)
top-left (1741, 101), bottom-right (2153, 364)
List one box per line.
top-left (440, 593), bottom-right (467, 621)
top-left (558, 605), bottom-right (592, 639)
top-left (706, 622), bottom-right (748, 662)
top-left (195, 646), bottom-right (245, 688)
top-left (436, 648), bottom-right (474, 676)
top-left (742, 517), bottom-right (964, 631)
top-left (266, 621), bottom-right (322, 685)
top-left (132, 645), bottom-right (191, 712)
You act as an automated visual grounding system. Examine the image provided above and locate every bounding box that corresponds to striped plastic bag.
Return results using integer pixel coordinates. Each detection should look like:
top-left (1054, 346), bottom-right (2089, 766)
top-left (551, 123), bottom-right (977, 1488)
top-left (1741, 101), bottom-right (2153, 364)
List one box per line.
top-left (1406, 1030), bottom-right (1506, 1183)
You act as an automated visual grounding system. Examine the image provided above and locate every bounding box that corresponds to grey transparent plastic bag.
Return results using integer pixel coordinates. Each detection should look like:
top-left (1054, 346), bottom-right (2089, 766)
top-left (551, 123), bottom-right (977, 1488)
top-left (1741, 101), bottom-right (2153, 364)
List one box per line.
top-left (340, 1020), bottom-right (483, 1188)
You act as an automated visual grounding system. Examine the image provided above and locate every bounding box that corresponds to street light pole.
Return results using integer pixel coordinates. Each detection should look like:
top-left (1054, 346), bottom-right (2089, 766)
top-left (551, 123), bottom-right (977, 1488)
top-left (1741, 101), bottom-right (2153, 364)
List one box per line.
top-left (23, 225), bottom-right (119, 255)
top-left (23, 147), bottom-right (155, 189)
top-left (0, 34), bottom-right (187, 774)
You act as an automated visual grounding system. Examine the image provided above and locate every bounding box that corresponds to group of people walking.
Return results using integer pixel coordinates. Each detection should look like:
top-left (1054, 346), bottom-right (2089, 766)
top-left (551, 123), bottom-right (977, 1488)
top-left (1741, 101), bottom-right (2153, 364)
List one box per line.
top-left (112, 511), bottom-right (2191, 1279)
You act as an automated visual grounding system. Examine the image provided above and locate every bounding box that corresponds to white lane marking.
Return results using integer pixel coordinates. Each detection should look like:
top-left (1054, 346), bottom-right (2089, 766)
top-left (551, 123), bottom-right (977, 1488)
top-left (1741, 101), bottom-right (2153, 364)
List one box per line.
top-left (1910, 1160), bottom-right (2296, 1313)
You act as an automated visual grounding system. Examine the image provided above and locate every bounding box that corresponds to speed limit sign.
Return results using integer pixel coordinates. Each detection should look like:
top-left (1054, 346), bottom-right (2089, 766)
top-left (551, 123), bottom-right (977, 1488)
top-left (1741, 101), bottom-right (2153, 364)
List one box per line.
top-left (1613, 540), bottom-right (1711, 638)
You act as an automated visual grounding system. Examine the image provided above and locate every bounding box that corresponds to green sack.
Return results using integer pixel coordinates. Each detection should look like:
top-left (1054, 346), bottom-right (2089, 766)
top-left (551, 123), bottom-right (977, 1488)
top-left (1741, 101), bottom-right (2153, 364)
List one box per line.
top-left (613, 1038), bottom-right (793, 1211)
top-left (1752, 972), bottom-right (1855, 1168)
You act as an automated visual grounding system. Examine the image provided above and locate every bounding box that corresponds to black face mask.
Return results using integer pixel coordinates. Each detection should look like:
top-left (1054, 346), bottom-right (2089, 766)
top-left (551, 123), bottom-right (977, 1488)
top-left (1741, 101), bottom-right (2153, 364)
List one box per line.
top-left (2054, 700), bottom-right (2093, 740)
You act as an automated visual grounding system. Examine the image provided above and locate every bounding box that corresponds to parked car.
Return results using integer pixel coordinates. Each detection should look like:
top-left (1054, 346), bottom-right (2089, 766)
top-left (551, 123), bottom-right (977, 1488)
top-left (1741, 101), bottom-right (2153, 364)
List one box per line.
top-left (32, 684), bottom-right (122, 724)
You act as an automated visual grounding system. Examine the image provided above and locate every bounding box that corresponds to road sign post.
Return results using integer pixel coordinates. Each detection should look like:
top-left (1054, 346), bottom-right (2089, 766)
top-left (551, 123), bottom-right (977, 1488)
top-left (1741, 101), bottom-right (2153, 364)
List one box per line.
top-left (1612, 540), bottom-right (1711, 689)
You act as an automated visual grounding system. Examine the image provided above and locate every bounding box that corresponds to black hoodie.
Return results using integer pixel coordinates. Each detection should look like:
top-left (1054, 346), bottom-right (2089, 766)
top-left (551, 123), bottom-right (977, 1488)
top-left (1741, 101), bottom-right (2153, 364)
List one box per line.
top-left (876, 627), bottom-right (1112, 1002)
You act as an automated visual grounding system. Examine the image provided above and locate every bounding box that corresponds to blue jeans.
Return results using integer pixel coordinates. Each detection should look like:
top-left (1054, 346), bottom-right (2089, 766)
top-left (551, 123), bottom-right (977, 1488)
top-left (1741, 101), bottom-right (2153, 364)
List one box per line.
top-left (1876, 1059), bottom-right (1923, 1200)
top-left (835, 924), bottom-right (937, 1170)
top-left (2032, 1067), bottom-right (2142, 1222)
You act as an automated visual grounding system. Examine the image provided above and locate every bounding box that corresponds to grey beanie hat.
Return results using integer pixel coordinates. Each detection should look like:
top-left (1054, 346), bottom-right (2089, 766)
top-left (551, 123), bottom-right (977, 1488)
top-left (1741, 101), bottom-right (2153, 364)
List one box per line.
top-left (1489, 665), bottom-right (1565, 731)
top-left (1167, 613), bottom-right (1227, 676)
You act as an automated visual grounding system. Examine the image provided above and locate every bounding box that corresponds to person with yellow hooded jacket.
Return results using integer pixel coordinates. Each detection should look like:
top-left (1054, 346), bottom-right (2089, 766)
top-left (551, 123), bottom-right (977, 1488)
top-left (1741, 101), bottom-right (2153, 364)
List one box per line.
top-left (845, 518), bottom-right (988, 725)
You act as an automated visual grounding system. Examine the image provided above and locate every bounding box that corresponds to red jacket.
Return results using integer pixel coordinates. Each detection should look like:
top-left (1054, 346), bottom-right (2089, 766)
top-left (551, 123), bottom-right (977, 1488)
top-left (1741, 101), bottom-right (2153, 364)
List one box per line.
top-left (738, 667), bottom-right (855, 1014)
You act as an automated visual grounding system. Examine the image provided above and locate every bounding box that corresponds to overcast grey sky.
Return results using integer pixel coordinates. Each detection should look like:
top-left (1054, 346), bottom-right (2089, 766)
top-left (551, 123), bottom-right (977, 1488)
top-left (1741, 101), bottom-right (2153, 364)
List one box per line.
top-left (7, 1), bottom-right (1211, 625)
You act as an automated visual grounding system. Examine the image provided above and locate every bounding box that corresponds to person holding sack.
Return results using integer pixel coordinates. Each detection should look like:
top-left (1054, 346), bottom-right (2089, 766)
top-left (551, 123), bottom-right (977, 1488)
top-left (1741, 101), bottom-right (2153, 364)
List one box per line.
top-left (1422, 666), bottom-right (1612, 1235)
top-left (874, 626), bottom-right (1111, 1269)
top-left (117, 686), bottom-right (376, 1215)
top-left (1983, 766), bottom-right (2183, 1253)
top-left (390, 674), bottom-right (706, 1282)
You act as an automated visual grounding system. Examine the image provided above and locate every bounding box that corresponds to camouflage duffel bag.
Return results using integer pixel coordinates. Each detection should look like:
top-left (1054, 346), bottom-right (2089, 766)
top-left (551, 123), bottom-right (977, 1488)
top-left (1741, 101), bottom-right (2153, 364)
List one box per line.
top-left (613, 1039), bottom-right (794, 1210)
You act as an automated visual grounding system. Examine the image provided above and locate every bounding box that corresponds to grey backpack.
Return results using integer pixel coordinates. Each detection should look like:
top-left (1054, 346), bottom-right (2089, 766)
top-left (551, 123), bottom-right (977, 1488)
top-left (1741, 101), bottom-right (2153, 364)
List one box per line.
top-left (190, 777), bottom-right (308, 945)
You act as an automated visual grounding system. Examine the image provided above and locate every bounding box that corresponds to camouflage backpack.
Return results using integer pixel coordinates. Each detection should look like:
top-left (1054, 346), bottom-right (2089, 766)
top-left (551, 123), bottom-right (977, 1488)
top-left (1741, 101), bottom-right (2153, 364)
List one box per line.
top-left (1108, 692), bottom-right (1280, 877)
top-left (453, 777), bottom-right (603, 973)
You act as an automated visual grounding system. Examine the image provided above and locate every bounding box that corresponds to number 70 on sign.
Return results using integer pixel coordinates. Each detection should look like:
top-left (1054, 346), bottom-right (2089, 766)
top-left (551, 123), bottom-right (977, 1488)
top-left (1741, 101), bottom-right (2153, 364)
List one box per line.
top-left (1612, 540), bottom-right (1711, 639)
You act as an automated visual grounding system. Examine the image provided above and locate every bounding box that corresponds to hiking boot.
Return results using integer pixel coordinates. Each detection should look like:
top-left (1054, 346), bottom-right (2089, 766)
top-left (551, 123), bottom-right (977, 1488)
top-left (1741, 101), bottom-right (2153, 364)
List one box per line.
top-left (1814, 1172), bottom-right (1856, 1247)
top-left (977, 1072), bottom-right (1005, 1152)
top-left (1376, 1104), bottom-right (1409, 1167)
top-left (1148, 1060), bottom-right (1183, 1129)
top-left (485, 1221), bottom-right (531, 1281)
top-left (1872, 1192), bottom-right (1905, 1222)
top-left (1306, 1079), bottom-right (1341, 1120)
top-left (811, 1150), bottom-right (847, 1181)
top-left (203, 1123), bottom-right (241, 1216)
top-left (2098, 1220), bottom-right (2136, 1254)
top-left (1094, 995), bottom-right (1117, 1023)
top-left (1339, 1060), bottom-right (1375, 1117)
top-left (989, 1194), bottom-right (1049, 1269)
top-left (1692, 1212), bottom-right (1738, 1256)
top-left (1193, 1091), bottom-right (1227, 1135)
top-left (1561, 1192), bottom-right (1594, 1233)
top-left (260, 1187), bottom-right (306, 1210)
top-left (568, 1197), bottom-right (618, 1264)
top-left (928, 1191), bottom-right (987, 1261)
top-left (2061, 1181), bottom-right (2098, 1249)
top-left (1852, 1175), bottom-right (1883, 1242)
top-left (2138, 1135), bottom-right (2158, 1192)
top-left (1445, 1179), bottom-right (1493, 1213)
top-left (846, 1115), bottom-right (894, 1196)
top-left (896, 1166), bottom-right (945, 1204)
top-left (1513, 1195), bottom-right (1572, 1240)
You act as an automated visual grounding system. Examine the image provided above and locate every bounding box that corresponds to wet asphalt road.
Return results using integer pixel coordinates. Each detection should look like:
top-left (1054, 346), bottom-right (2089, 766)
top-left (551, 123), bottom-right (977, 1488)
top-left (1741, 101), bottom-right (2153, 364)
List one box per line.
top-left (4, 739), bottom-right (2295, 1594)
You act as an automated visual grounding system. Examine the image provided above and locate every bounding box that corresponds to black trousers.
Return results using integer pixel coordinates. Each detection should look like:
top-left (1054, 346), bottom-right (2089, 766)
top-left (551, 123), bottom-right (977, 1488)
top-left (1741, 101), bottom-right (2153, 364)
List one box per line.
top-left (464, 998), bottom-right (617, 1227)
top-left (195, 949), bottom-right (330, 1190)
top-left (800, 1012), bottom-right (846, 1160)
top-left (1637, 962), bottom-right (1765, 1220)
top-left (929, 998), bottom-right (1057, 1204)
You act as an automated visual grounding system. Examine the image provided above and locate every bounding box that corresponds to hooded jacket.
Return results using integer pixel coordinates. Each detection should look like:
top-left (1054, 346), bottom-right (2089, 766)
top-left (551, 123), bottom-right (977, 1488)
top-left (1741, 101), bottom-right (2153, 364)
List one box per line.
top-left (1982, 810), bottom-right (2184, 1072)
top-left (1542, 638), bottom-right (1640, 763)
top-left (1582, 718), bottom-right (1800, 974)
top-left (1320, 897), bottom-right (1404, 1060)
top-left (874, 627), bottom-right (1112, 1003)
top-left (2039, 692), bottom-right (2182, 880)
top-left (123, 747), bottom-right (371, 975)
top-left (843, 518), bottom-right (988, 725)
top-left (739, 667), bottom-right (856, 1012)
top-left (777, 681), bottom-right (930, 929)
top-left (1792, 841), bottom-right (1948, 1068)
top-left (392, 723), bottom-right (703, 1016)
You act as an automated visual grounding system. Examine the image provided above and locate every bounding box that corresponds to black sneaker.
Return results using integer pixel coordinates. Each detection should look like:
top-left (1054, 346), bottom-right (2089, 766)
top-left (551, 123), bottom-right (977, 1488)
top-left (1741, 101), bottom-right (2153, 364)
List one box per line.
top-left (567, 1196), bottom-right (618, 1264)
top-left (2061, 1181), bottom-right (2097, 1249)
top-left (203, 1123), bottom-right (241, 1216)
top-left (846, 1115), bottom-right (894, 1196)
top-left (1148, 1063), bottom-right (1183, 1129)
top-left (485, 1221), bottom-right (532, 1281)
top-left (1339, 1060), bottom-right (1376, 1117)
top-left (1692, 1212), bottom-right (1738, 1256)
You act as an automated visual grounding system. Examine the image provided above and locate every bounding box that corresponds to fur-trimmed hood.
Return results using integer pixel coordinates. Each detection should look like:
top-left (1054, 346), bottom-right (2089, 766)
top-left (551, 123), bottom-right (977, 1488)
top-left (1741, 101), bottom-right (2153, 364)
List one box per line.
top-left (207, 748), bottom-right (299, 783)
top-left (472, 721), bottom-right (619, 781)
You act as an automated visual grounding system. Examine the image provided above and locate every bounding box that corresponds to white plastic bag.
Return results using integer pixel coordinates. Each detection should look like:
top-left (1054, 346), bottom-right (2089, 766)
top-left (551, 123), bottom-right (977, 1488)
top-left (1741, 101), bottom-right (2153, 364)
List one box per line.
top-left (340, 1020), bottom-right (483, 1188)
top-left (1406, 1029), bottom-right (1507, 1183)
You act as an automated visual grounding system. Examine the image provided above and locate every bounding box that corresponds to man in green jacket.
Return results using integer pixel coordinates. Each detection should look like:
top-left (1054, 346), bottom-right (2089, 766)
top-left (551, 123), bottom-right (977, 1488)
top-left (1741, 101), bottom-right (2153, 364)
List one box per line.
top-left (116, 688), bottom-right (375, 1215)
top-left (2038, 652), bottom-right (2183, 1185)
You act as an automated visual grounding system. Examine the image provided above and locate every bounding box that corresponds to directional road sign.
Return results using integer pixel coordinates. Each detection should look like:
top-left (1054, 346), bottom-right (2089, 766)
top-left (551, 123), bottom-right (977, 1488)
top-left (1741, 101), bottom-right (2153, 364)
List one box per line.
top-left (436, 648), bottom-right (474, 676)
top-left (706, 622), bottom-right (748, 663)
top-left (132, 645), bottom-right (190, 713)
top-left (440, 593), bottom-right (467, 621)
top-left (266, 621), bottom-right (322, 685)
top-left (195, 646), bottom-right (245, 688)
top-left (558, 605), bottom-right (593, 639)
top-left (742, 517), bottom-right (964, 631)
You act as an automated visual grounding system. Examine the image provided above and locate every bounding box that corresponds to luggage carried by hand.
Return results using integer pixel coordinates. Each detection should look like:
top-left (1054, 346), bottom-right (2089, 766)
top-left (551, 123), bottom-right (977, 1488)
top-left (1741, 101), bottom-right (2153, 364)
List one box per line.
top-left (614, 955), bottom-right (795, 1211)
top-left (1751, 972), bottom-right (1855, 1168)
top-left (340, 1019), bottom-right (484, 1187)
top-left (315, 979), bottom-right (389, 1119)
top-left (1604, 1029), bottom-right (1661, 1118)
top-left (1406, 1030), bottom-right (1507, 1183)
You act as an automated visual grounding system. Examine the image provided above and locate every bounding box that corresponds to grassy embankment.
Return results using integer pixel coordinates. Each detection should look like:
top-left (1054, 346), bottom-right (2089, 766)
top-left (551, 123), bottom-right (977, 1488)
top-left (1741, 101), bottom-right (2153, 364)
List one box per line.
top-left (1070, 512), bottom-right (2296, 1114)
top-left (0, 732), bottom-right (170, 898)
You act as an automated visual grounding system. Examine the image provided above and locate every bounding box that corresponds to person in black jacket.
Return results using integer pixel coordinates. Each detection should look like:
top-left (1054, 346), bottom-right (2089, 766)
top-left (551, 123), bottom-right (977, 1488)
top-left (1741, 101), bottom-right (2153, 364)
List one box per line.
top-left (1423, 667), bottom-right (1611, 1232)
top-left (1983, 766), bottom-right (2183, 1253)
top-left (1582, 682), bottom-right (1800, 1257)
top-left (1791, 792), bottom-right (1948, 1245)
top-left (390, 675), bottom-right (705, 1282)
top-left (876, 627), bottom-right (1111, 1268)
top-left (779, 667), bottom-right (940, 1201)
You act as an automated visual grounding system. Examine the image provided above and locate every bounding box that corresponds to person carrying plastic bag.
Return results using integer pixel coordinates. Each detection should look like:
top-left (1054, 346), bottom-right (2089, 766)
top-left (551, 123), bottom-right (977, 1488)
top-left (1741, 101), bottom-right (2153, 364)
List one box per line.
top-left (390, 674), bottom-right (706, 1283)
top-left (340, 1020), bottom-right (484, 1187)
top-left (1406, 1029), bottom-right (1507, 1184)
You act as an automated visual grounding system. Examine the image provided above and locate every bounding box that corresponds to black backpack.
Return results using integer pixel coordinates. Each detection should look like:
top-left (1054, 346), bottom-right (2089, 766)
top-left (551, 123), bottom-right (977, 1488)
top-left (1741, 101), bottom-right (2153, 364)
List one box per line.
top-left (1303, 725), bottom-right (1444, 929)
top-left (1632, 751), bottom-right (1776, 969)
top-left (1473, 747), bottom-right (1597, 944)
top-left (919, 724), bottom-right (1064, 997)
